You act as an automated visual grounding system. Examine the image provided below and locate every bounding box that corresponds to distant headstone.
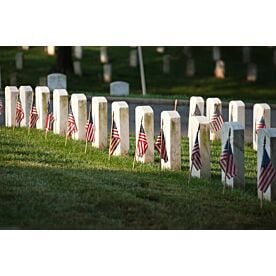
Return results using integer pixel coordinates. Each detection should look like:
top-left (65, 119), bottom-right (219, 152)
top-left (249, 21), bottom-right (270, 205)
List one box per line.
top-left (22, 46), bottom-right (29, 51)
top-left (257, 128), bottom-right (276, 202)
top-left (103, 64), bottom-right (112, 83)
top-left (160, 111), bottom-right (181, 170)
top-left (19, 86), bottom-right (33, 127)
top-left (70, 94), bottom-right (87, 140)
top-left (135, 106), bottom-right (154, 163)
top-left (129, 49), bottom-right (138, 67)
top-left (163, 55), bottom-right (170, 74)
top-left (10, 72), bottom-right (17, 86)
top-left (100, 47), bottom-right (108, 63)
top-left (111, 101), bottom-right (129, 156)
top-left (253, 103), bottom-right (271, 151)
top-left (214, 60), bottom-right (225, 79)
top-left (206, 97), bottom-right (223, 141)
top-left (221, 122), bottom-right (245, 188)
top-left (188, 96), bottom-right (204, 138)
top-left (73, 46), bottom-right (82, 60)
top-left (242, 46), bottom-right (251, 64)
top-left (189, 116), bottom-right (211, 179)
top-left (47, 46), bottom-right (55, 56)
top-left (183, 46), bottom-right (192, 57)
top-left (229, 100), bottom-right (245, 128)
top-left (212, 46), bottom-right (221, 61)
top-left (5, 86), bottom-right (19, 127)
top-left (91, 96), bottom-right (108, 149)
top-left (35, 86), bottom-right (50, 130)
top-left (53, 89), bottom-right (68, 135)
top-left (15, 52), bottom-right (23, 70)
top-left (156, 47), bottom-right (165, 53)
top-left (39, 77), bottom-right (47, 86)
top-left (186, 58), bottom-right (195, 77)
top-left (73, 61), bottom-right (82, 76)
top-left (247, 63), bottom-right (257, 82)
top-left (110, 81), bottom-right (129, 96)
top-left (47, 73), bottom-right (67, 91)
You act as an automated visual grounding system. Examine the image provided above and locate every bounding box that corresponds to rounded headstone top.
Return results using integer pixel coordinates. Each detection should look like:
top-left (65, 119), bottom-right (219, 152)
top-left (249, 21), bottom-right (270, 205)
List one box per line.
top-left (71, 93), bottom-right (86, 101)
top-left (110, 81), bottom-right (129, 96)
top-left (35, 86), bottom-right (50, 93)
top-left (53, 89), bottom-right (68, 96)
top-left (47, 73), bottom-right (67, 91)
top-left (5, 86), bottom-right (19, 93)
top-left (19, 85), bottom-right (33, 92)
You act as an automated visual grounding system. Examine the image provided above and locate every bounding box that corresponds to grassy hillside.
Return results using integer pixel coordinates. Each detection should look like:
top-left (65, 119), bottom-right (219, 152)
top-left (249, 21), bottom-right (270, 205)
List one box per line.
top-left (1, 127), bottom-right (276, 229)
top-left (1, 46), bottom-right (276, 102)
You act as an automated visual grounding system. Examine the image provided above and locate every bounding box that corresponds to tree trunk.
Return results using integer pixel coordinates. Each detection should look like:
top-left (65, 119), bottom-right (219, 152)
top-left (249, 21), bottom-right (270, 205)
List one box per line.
top-left (56, 46), bottom-right (73, 73)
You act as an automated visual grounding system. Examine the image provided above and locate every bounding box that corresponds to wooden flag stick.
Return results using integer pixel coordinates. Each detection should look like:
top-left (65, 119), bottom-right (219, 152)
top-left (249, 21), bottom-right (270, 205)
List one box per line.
top-left (108, 112), bottom-right (114, 161)
top-left (160, 119), bottom-right (164, 171)
top-left (260, 192), bottom-right (263, 209)
top-left (174, 99), bottom-right (178, 111)
top-left (45, 129), bottom-right (48, 140)
top-left (188, 164), bottom-right (193, 185)
top-left (132, 117), bottom-right (143, 169)
top-left (65, 134), bottom-right (68, 146)
top-left (84, 104), bottom-right (92, 154)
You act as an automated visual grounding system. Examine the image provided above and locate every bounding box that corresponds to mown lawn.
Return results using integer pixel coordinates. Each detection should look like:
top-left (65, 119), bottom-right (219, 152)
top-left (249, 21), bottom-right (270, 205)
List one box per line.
top-left (1, 127), bottom-right (276, 229)
top-left (1, 46), bottom-right (276, 102)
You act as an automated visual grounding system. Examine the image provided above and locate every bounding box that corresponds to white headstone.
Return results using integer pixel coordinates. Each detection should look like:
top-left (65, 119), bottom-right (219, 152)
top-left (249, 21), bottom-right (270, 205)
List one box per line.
top-left (160, 111), bottom-right (181, 170)
top-left (53, 89), bottom-right (68, 135)
top-left (110, 81), bottom-right (129, 96)
top-left (247, 63), bottom-right (257, 82)
top-left (35, 86), bottom-right (50, 129)
top-left (91, 96), bottom-right (108, 149)
top-left (135, 106), bottom-right (154, 163)
top-left (189, 116), bottom-right (211, 179)
top-left (221, 122), bottom-right (245, 188)
top-left (47, 46), bottom-right (55, 56)
top-left (73, 46), bottom-right (83, 60)
top-left (19, 86), bottom-right (33, 127)
top-left (163, 55), bottom-right (170, 74)
top-left (70, 94), bottom-right (87, 141)
top-left (103, 64), bottom-right (112, 83)
top-left (39, 77), bottom-right (47, 86)
top-left (15, 52), bottom-right (23, 70)
top-left (183, 46), bottom-right (192, 57)
top-left (242, 46), bottom-right (251, 64)
top-left (22, 46), bottom-right (29, 51)
top-left (47, 73), bottom-right (67, 91)
top-left (5, 86), bottom-right (19, 127)
top-left (212, 46), bottom-right (221, 61)
top-left (10, 73), bottom-right (17, 86)
top-left (100, 47), bottom-right (108, 63)
top-left (156, 47), bottom-right (165, 53)
top-left (111, 101), bottom-right (129, 156)
top-left (228, 100), bottom-right (245, 129)
top-left (253, 103), bottom-right (271, 151)
top-left (129, 49), bottom-right (138, 67)
top-left (186, 58), bottom-right (195, 77)
top-left (257, 128), bottom-right (276, 202)
top-left (206, 97), bottom-right (223, 141)
top-left (188, 96), bottom-right (204, 138)
top-left (73, 61), bottom-right (82, 76)
top-left (214, 60), bottom-right (225, 79)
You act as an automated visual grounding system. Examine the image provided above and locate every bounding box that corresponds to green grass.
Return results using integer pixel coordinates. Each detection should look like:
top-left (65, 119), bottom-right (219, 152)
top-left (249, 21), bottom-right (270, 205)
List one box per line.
top-left (1, 126), bottom-right (276, 229)
top-left (1, 46), bottom-right (276, 102)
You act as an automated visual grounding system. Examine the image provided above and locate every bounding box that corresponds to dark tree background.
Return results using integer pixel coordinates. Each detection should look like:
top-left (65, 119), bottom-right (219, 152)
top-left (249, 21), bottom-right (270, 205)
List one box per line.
top-left (56, 46), bottom-right (73, 73)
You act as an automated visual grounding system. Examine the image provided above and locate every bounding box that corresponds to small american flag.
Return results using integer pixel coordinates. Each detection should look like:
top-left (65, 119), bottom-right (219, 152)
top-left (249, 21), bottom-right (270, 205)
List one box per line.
top-left (219, 132), bottom-right (237, 179)
top-left (210, 104), bottom-right (223, 133)
top-left (85, 109), bottom-right (95, 143)
top-left (255, 115), bottom-right (266, 134)
top-left (109, 119), bottom-right (120, 155)
top-left (191, 128), bottom-right (202, 171)
top-left (136, 120), bottom-right (148, 157)
top-left (45, 101), bottom-right (55, 131)
top-left (0, 98), bottom-right (4, 115)
top-left (258, 137), bottom-right (276, 193)
top-left (15, 97), bottom-right (24, 124)
top-left (154, 129), bottom-right (168, 162)
top-left (66, 105), bottom-right (77, 137)
top-left (29, 101), bottom-right (39, 128)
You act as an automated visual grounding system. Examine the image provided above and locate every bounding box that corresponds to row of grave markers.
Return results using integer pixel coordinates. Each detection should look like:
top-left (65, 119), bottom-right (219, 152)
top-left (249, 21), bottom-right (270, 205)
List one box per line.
top-left (4, 86), bottom-right (276, 205)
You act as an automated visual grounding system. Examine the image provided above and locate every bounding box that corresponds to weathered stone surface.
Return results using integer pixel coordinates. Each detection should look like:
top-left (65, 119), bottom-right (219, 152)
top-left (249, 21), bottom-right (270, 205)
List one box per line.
top-left (19, 86), bottom-right (33, 127)
top-left (229, 100), bottom-right (245, 128)
top-left (160, 111), bottom-right (181, 170)
top-left (110, 81), bottom-right (129, 96)
top-left (47, 73), bottom-right (67, 91)
top-left (135, 106), bottom-right (154, 163)
top-left (35, 86), bottom-right (50, 129)
top-left (5, 86), bottom-right (19, 127)
top-left (188, 96), bottom-right (204, 138)
top-left (53, 89), bottom-right (68, 135)
top-left (92, 96), bottom-right (108, 148)
top-left (221, 122), bottom-right (245, 188)
top-left (111, 101), bottom-right (129, 155)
